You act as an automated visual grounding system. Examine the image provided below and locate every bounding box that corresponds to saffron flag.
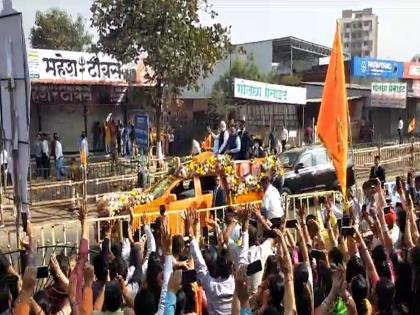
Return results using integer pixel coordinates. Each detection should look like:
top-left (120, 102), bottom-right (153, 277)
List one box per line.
top-left (408, 118), bottom-right (416, 134)
top-left (316, 22), bottom-right (349, 197)
top-left (80, 146), bottom-right (87, 169)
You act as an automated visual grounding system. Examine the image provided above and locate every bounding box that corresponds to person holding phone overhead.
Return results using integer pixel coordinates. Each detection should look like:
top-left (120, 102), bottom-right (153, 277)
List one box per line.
top-left (369, 155), bottom-right (386, 185)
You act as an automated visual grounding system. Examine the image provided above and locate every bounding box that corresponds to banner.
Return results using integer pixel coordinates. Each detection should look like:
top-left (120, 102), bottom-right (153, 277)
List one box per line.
top-left (234, 78), bottom-right (306, 105)
top-left (28, 48), bottom-right (124, 82)
top-left (352, 56), bottom-right (404, 79)
top-left (404, 62), bottom-right (420, 79)
top-left (371, 82), bottom-right (407, 108)
top-left (134, 114), bottom-right (149, 151)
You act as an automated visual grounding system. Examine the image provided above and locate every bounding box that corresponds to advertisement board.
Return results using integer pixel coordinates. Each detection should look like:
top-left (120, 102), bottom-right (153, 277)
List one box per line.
top-left (403, 63), bottom-right (420, 79)
top-left (352, 57), bottom-right (404, 79)
top-left (134, 114), bottom-right (149, 151)
top-left (371, 82), bottom-right (407, 108)
top-left (234, 78), bottom-right (306, 105)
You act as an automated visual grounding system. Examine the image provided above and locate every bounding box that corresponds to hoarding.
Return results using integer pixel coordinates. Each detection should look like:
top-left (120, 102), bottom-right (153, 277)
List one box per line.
top-left (403, 62), bottom-right (420, 79)
top-left (352, 57), bottom-right (404, 79)
top-left (234, 78), bottom-right (306, 105)
top-left (371, 82), bottom-right (407, 108)
top-left (134, 114), bottom-right (149, 151)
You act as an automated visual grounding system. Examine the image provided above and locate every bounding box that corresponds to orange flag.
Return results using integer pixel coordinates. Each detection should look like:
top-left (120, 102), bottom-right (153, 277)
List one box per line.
top-left (80, 146), bottom-right (87, 169)
top-left (408, 117), bottom-right (416, 134)
top-left (317, 22), bottom-right (349, 197)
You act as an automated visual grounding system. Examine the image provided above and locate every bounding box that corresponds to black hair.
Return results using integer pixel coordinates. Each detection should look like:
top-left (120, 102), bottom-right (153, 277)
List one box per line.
top-left (129, 244), bottom-right (143, 284)
top-left (111, 242), bottom-right (122, 259)
top-left (104, 281), bottom-right (122, 312)
top-left (109, 257), bottom-right (128, 280)
top-left (0, 281), bottom-right (10, 313)
top-left (175, 289), bottom-right (186, 315)
top-left (294, 263), bottom-right (311, 315)
top-left (350, 274), bottom-right (369, 315)
top-left (56, 253), bottom-right (70, 277)
top-left (268, 274), bottom-right (285, 310)
top-left (396, 210), bottom-right (406, 235)
top-left (33, 290), bottom-right (51, 315)
top-left (202, 246), bottom-right (217, 278)
top-left (93, 253), bottom-right (108, 282)
top-left (375, 277), bottom-right (396, 315)
top-left (214, 248), bottom-right (233, 279)
top-left (146, 252), bottom-right (163, 311)
top-left (248, 224), bottom-right (258, 247)
top-left (262, 306), bottom-right (282, 315)
top-left (372, 245), bottom-right (392, 280)
top-left (263, 255), bottom-right (280, 281)
top-left (346, 255), bottom-right (366, 283)
top-left (328, 247), bottom-right (343, 266)
top-left (410, 246), bottom-right (420, 313)
top-left (134, 288), bottom-right (155, 315)
top-left (181, 283), bottom-right (196, 313)
top-left (172, 235), bottom-right (185, 258)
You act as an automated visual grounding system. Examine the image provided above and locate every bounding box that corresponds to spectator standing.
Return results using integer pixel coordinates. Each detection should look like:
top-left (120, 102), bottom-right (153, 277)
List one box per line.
top-left (304, 124), bottom-right (313, 145)
top-left (224, 125), bottom-right (241, 160)
top-left (54, 134), bottom-right (64, 181)
top-left (117, 120), bottom-right (123, 156)
top-left (41, 133), bottom-right (50, 179)
top-left (268, 128), bottom-right (277, 154)
top-left (369, 155), bottom-right (386, 184)
top-left (261, 176), bottom-right (284, 226)
top-left (50, 132), bottom-right (57, 161)
top-left (238, 120), bottom-right (251, 160)
top-left (80, 131), bottom-right (89, 161)
top-left (104, 121), bottom-right (111, 154)
top-left (280, 125), bottom-right (289, 152)
top-left (167, 129), bottom-right (175, 156)
top-left (398, 117), bottom-right (404, 144)
top-left (34, 133), bottom-right (43, 178)
top-left (0, 148), bottom-right (7, 187)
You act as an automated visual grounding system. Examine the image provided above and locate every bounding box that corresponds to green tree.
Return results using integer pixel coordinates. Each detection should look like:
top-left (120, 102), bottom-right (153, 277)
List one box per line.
top-left (30, 9), bottom-right (93, 51)
top-left (210, 55), bottom-right (266, 120)
top-left (91, 0), bottom-right (231, 142)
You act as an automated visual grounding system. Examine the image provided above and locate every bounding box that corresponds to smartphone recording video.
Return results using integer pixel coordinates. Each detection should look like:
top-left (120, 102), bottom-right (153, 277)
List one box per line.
top-left (36, 266), bottom-right (49, 279)
top-left (246, 260), bottom-right (263, 276)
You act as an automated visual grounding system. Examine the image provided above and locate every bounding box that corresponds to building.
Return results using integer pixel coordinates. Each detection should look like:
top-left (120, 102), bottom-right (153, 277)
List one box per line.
top-left (339, 8), bottom-right (378, 58)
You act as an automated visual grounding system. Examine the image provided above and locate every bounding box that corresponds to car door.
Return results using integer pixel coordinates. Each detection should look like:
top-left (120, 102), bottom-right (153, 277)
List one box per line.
top-left (295, 151), bottom-right (316, 192)
top-left (312, 148), bottom-right (333, 190)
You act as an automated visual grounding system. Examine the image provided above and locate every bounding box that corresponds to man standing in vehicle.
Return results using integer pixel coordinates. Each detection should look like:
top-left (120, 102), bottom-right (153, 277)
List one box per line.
top-left (238, 119), bottom-right (251, 160)
top-left (369, 155), bottom-right (386, 184)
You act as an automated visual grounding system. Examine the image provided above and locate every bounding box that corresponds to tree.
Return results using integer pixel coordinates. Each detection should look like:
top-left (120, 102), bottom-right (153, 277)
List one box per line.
top-left (30, 9), bottom-right (93, 51)
top-left (91, 0), bottom-right (231, 144)
top-left (210, 55), bottom-right (267, 120)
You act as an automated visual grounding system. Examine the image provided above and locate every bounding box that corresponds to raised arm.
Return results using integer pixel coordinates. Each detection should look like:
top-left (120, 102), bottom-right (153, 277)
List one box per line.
top-left (277, 231), bottom-right (296, 315)
top-left (353, 230), bottom-right (379, 287)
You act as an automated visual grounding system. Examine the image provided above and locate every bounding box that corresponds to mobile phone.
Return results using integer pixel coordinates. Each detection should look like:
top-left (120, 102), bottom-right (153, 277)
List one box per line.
top-left (160, 205), bottom-right (166, 216)
top-left (262, 229), bottom-right (278, 239)
top-left (122, 221), bottom-right (129, 239)
top-left (383, 206), bottom-right (391, 215)
top-left (310, 249), bottom-right (325, 260)
top-left (246, 260), bottom-right (263, 276)
top-left (36, 266), bottom-right (49, 279)
top-left (341, 226), bottom-right (356, 237)
top-left (182, 270), bottom-right (197, 285)
top-left (21, 212), bottom-right (28, 233)
top-left (202, 226), bottom-right (209, 243)
top-left (140, 234), bottom-right (147, 243)
top-left (285, 219), bottom-right (298, 229)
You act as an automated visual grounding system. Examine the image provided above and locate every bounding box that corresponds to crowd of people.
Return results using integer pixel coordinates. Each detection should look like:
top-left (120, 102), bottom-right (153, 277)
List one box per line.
top-left (1, 169), bottom-right (420, 315)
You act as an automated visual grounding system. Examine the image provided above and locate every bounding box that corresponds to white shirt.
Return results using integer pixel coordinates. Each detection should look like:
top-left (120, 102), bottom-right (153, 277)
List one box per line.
top-left (55, 141), bottom-right (63, 159)
top-left (213, 137), bottom-right (219, 154)
top-left (280, 129), bottom-right (288, 141)
top-left (42, 140), bottom-right (49, 156)
top-left (190, 239), bottom-right (235, 315)
top-left (321, 204), bottom-right (343, 224)
top-left (239, 232), bottom-right (275, 294)
top-left (0, 150), bottom-right (8, 165)
top-left (398, 119), bottom-right (404, 130)
top-left (192, 139), bottom-right (201, 155)
top-left (263, 184), bottom-right (284, 219)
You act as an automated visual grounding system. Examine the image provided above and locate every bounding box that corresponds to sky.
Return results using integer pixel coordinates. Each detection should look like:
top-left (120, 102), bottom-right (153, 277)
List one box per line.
top-left (7, 0), bottom-right (420, 61)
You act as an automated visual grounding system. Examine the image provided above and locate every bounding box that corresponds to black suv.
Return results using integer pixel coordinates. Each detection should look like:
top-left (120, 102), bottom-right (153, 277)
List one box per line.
top-left (279, 145), bottom-right (356, 195)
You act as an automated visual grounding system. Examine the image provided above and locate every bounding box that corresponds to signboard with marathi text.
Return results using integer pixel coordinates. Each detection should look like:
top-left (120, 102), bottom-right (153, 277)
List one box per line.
top-left (403, 63), bottom-right (420, 79)
top-left (28, 48), bottom-right (124, 82)
top-left (352, 56), bottom-right (404, 79)
top-left (371, 82), bottom-right (407, 108)
top-left (233, 78), bottom-right (306, 105)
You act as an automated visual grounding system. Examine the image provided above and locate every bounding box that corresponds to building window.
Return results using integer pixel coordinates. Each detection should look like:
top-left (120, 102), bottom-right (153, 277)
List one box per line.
top-left (364, 31), bottom-right (369, 36)
top-left (363, 41), bottom-right (368, 46)
top-left (344, 43), bottom-right (349, 48)
top-left (345, 23), bottom-right (351, 29)
top-left (364, 21), bottom-right (370, 27)
top-left (345, 32), bottom-right (350, 38)
top-left (356, 13), bottom-right (362, 18)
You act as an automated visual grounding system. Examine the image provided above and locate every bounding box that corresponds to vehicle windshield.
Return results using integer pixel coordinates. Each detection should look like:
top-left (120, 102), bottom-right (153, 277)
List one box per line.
top-left (279, 151), bottom-right (301, 167)
top-left (147, 177), bottom-right (174, 199)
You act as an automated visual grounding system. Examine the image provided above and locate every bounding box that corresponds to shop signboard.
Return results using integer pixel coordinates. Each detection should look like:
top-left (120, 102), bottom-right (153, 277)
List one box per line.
top-left (27, 48), bottom-right (124, 82)
top-left (371, 82), bottom-right (407, 108)
top-left (233, 78), bottom-right (306, 105)
top-left (134, 114), bottom-right (149, 151)
top-left (352, 56), bottom-right (404, 79)
top-left (412, 80), bottom-right (420, 97)
top-left (403, 62), bottom-right (420, 79)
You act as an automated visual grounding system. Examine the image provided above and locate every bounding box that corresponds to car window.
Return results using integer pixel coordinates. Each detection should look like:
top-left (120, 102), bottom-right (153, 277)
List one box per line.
top-left (299, 153), bottom-right (313, 168)
top-left (200, 176), bottom-right (217, 195)
top-left (170, 179), bottom-right (196, 200)
top-left (313, 149), bottom-right (328, 166)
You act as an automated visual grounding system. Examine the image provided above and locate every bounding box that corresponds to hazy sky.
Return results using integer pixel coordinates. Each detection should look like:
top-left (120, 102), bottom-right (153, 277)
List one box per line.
top-left (7, 0), bottom-right (420, 61)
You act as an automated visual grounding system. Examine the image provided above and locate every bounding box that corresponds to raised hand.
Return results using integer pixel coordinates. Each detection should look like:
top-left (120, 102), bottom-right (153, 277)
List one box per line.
top-left (83, 262), bottom-right (95, 287)
top-left (234, 265), bottom-right (250, 307)
top-left (21, 266), bottom-right (37, 295)
top-left (160, 218), bottom-right (172, 256)
top-left (168, 270), bottom-right (182, 294)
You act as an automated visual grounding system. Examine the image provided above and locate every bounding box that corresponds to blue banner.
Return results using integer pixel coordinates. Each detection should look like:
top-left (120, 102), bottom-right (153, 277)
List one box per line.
top-left (352, 56), bottom-right (404, 79)
top-left (134, 114), bottom-right (149, 150)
